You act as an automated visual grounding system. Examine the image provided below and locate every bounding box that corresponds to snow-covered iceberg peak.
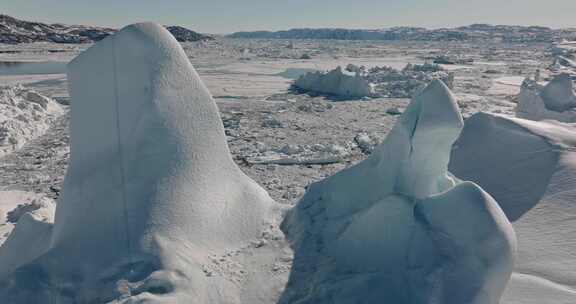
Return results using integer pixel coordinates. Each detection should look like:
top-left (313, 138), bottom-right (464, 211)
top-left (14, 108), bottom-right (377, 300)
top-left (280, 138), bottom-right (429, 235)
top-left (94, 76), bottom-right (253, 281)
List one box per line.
top-left (0, 22), bottom-right (274, 303)
top-left (59, 22), bottom-right (272, 254)
top-left (280, 80), bottom-right (516, 304)
top-left (391, 79), bottom-right (463, 198)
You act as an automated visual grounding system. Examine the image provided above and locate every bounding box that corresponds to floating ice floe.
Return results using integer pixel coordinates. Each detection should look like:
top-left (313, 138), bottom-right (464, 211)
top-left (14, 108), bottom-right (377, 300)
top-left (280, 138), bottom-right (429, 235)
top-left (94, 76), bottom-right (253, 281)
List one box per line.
top-left (0, 86), bottom-right (64, 157)
top-left (450, 113), bottom-right (576, 303)
top-left (0, 23), bottom-right (277, 303)
top-left (516, 74), bottom-right (576, 122)
top-left (293, 66), bottom-right (375, 99)
top-left (293, 63), bottom-right (452, 99)
top-left (280, 80), bottom-right (516, 304)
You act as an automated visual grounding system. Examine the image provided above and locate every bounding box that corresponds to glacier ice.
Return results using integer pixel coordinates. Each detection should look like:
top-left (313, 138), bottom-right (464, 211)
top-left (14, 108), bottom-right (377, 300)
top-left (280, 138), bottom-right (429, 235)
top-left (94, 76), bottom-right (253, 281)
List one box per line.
top-left (449, 113), bottom-right (576, 303)
top-left (0, 23), bottom-right (275, 303)
top-left (280, 80), bottom-right (516, 304)
top-left (516, 74), bottom-right (576, 122)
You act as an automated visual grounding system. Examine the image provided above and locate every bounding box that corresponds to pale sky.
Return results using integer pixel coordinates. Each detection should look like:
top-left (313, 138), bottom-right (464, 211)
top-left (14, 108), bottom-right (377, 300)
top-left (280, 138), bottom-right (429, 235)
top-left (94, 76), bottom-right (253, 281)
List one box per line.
top-left (4, 0), bottom-right (576, 34)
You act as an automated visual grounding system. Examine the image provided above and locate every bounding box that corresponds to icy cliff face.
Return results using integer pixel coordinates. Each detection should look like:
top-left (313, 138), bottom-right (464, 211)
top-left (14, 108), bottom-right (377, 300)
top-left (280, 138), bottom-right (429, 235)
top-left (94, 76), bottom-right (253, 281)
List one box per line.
top-left (0, 23), bottom-right (274, 303)
top-left (450, 113), bottom-right (576, 303)
top-left (516, 74), bottom-right (576, 122)
top-left (280, 80), bottom-right (516, 304)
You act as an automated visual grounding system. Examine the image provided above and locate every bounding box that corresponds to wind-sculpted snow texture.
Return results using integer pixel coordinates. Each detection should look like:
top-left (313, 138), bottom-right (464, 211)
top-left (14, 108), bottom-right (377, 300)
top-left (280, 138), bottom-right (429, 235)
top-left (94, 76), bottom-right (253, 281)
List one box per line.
top-left (280, 80), bottom-right (517, 304)
top-left (0, 23), bottom-right (274, 303)
top-left (516, 74), bottom-right (576, 122)
top-left (449, 113), bottom-right (576, 303)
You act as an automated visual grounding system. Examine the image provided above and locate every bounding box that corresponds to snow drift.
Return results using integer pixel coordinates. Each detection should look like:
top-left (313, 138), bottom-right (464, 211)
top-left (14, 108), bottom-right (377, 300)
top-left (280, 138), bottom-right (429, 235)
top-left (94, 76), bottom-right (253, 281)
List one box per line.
top-left (281, 80), bottom-right (516, 304)
top-left (0, 191), bottom-right (54, 247)
top-left (0, 85), bottom-right (64, 158)
top-left (0, 23), bottom-right (275, 303)
top-left (293, 66), bottom-right (375, 99)
top-left (516, 74), bottom-right (576, 122)
top-left (449, 113), bottom-right (576, 303)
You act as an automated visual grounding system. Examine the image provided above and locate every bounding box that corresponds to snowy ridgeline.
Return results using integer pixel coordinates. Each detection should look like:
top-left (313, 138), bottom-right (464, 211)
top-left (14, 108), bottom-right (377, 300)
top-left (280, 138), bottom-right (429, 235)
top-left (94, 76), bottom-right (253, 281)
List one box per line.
top-left (293, 63), bottom-right (452, 99)
top-left (0, 22), bottom-right (574, 304)
top-left (0, 86), bottom-right (64, 157)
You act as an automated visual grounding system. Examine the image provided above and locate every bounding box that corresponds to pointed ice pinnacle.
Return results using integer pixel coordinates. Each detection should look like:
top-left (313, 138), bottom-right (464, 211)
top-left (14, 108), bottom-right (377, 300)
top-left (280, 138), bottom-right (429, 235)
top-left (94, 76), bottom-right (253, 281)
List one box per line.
top-left (0, 23), bottom-right (273, 303)
top-left (281, 80), bottom-right (516, 304)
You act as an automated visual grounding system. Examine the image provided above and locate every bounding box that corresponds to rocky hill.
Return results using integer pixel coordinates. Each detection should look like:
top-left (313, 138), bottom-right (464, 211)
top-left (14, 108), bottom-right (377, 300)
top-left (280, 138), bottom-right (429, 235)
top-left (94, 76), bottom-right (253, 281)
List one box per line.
top-left (0, 14), bottom-right (213, 44)
top-left (229, 24), bottom-right (576, 43)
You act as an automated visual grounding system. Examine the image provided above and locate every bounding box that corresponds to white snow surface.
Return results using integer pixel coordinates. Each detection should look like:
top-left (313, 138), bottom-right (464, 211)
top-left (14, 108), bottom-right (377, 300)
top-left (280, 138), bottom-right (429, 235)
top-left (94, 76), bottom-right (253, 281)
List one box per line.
top-left (293, 66), bottom-right (375, 99)
top-left (0, 190), bottom-right (54, 246)
top-left (516, 74), bottom-right (576, 122)
top-left (280, 80), bottom-right (516, 304)
top-left (0, 85), bottom-right (64, 157)
top-left (0, 23), bottom-right (280, 303)
top-left (449, 113), bottom-right (576, 303)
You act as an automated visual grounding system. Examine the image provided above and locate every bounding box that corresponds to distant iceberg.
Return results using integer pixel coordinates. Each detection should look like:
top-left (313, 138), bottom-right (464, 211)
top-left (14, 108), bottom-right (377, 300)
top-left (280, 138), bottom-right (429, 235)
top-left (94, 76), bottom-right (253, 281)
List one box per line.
top-left (280, 80), bottom-right (516, 304)
top-left (293, 66), bottom-right (375, 99)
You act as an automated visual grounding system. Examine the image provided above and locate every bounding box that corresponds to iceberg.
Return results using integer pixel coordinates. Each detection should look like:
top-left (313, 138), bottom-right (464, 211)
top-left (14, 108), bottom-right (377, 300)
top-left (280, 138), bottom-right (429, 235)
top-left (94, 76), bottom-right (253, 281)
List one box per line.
top-left (293, 66), bottom-right (375, 99)
top-left (0, 23), bottom-right (275, 303)
top-left (280, 80), bottom-right (516, 304)
top-left (516, 74), bottom-right (576, 122)
top-left (449, 113), bottom-right (576, 303)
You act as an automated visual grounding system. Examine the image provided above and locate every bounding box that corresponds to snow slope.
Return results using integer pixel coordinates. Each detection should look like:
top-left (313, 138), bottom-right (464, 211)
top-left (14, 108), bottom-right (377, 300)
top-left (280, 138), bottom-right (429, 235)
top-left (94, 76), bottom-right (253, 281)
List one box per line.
top-left (449, 113), bottom-right (576, 303)
top-left (280, 80), bottom-right (516, 304)
top-left (0, 14), bottom-right (213, 44)
top-left (0, 23), bottom-right (278, 303)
